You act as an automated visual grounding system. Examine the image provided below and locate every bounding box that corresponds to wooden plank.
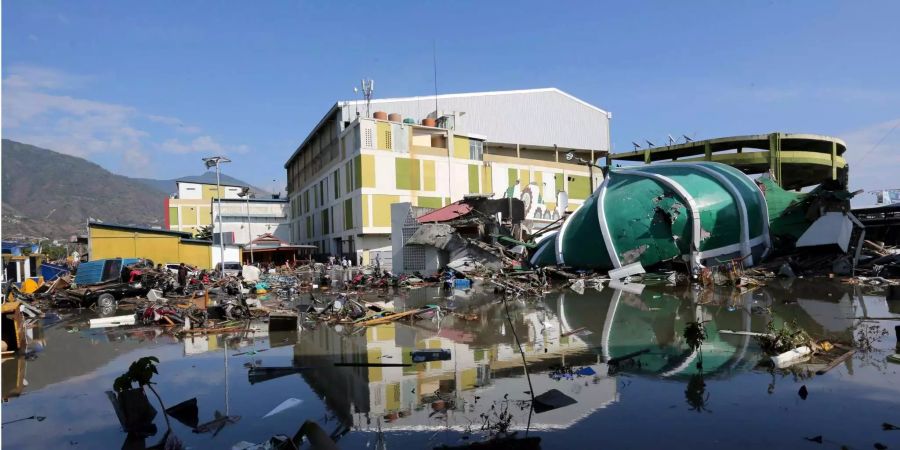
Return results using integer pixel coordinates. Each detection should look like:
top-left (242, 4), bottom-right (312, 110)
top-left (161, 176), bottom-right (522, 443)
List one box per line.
top-left (816, 349), bottom-right (856, 375)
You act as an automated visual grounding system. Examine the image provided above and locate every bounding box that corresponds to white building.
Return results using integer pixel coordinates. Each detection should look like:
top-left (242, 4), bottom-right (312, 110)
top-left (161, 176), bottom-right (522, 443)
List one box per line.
top-left (284, 88), bottom-right (611, 264)
top-left (167, 176), bottom-right (246, 236)
top-left (211, 198), bottom-right (290, 246)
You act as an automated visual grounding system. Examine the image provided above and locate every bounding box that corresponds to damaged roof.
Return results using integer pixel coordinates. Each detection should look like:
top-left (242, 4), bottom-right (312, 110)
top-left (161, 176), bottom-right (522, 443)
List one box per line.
top-left (416, 202), bottom-right (473, 224)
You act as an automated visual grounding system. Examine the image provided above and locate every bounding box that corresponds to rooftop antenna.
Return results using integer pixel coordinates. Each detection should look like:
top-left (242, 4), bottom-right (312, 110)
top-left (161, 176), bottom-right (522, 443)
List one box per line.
top-left (433, 40), bottom-right (439, 119)
top-left (360, 79), bottom-right (374, 118)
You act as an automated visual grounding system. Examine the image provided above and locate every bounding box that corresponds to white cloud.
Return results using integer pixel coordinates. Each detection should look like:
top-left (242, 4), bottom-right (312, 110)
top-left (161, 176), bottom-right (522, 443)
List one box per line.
top-left (147, 114), bottom-right (203, 134)
top-left (2, 64), bottom-right (245, 176)
top-left (160, 135), bottom-right (249, 155)
top-left (2, 64), bottom-right (89, 91)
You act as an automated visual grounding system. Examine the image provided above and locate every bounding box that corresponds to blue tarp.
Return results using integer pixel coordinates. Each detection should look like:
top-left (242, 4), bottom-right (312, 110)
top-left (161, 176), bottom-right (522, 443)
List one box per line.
top-left (40, 263), bottom-right (70, 282)
top-left (2, 241), bottom-right (39, 256)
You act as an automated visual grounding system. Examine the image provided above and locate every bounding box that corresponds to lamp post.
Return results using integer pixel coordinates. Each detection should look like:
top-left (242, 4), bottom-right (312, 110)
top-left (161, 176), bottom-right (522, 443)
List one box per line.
top-left (566, 151), bottom-right (605, 193)
top-left (238, 186), bottom-right (254, 264)
top-left (203, 156), bottom-right (231, 277)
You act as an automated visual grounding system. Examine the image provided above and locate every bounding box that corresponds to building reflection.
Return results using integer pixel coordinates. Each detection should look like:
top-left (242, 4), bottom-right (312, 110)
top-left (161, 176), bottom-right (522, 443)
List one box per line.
top-left (293, 301), bottom-right (615, 432)
top-left (286, 280), bottom-right (876, 432)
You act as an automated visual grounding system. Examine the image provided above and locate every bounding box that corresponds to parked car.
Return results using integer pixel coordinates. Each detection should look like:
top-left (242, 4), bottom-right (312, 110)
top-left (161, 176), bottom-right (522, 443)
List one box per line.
top-left (165, 263), bottom-right (181, 275)
top-left (215, 262), bottom-right (242, 277)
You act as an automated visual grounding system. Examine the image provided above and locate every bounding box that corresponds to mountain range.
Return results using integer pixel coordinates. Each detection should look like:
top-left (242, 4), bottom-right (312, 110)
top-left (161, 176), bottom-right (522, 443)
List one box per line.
top-left (1, 139), bottom-right (267, 240)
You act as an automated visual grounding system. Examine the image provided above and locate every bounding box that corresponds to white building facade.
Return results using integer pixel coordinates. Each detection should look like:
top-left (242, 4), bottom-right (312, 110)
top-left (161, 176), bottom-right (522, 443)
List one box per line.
top-left (284, 88), bottom-right (611, 264)
top-left (211, 198), bottom-right (290, 245)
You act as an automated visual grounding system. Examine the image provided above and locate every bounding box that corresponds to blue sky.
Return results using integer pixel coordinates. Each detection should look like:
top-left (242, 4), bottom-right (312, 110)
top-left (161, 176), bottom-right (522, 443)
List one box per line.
top-left (3, 1), bottom-right (899, 199)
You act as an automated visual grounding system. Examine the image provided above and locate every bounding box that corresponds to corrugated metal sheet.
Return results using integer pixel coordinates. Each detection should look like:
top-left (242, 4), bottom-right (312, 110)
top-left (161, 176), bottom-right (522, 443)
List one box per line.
top-left (75, 258), bottom-right (140, 285)
top-left (339, 88), bottom-right (609, 151)
top-left (416, 203), bottom-right (473, 223)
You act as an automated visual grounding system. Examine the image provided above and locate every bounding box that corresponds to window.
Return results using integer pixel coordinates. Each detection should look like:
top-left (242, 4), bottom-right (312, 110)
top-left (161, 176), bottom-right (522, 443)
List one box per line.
top-left (333, 169), bottom-right (340, 198)
top-left (469, 140), bottom-right (483, 160)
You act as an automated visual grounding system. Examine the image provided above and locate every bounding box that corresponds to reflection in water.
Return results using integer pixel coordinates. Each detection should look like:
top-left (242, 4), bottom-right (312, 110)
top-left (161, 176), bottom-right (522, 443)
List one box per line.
top-left (1, 280), bottom-right (897, 449)
top-left (684, 374), bottom-right (710, 413)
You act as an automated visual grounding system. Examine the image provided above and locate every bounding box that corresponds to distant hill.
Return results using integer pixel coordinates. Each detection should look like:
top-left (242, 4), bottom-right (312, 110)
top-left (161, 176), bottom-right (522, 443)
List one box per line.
top-left (1, 139), bottom-right (266, 240)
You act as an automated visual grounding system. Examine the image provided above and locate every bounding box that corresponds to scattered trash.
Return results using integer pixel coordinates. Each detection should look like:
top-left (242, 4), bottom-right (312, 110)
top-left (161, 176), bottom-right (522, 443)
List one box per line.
top-left (608, 262), bottom-right (646, 281)
top-left (1, 415), bottom-right (46, 425)
top-left (262, 398), bottom-right (303, 418)
top-left (410, 349), bottom-right (452, 363)
top-left (772, 346), bottom-right (812, 369)
top-left (194, 410), bottom-right (241, 436)
top-left (816, 349), bottom-right (856, 375)
top-left (532, 389), bottom-right (577, 413)
top-left (268, 314), bottom-right (298, 332)
top-left (165, 398), bottom-right (199, 429)
top-left (90, 314), bottom-right (136, 329)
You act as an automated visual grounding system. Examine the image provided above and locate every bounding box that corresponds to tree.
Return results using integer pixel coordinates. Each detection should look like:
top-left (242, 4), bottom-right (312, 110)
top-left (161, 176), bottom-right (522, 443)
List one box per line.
top-left (684, 320), bottom-right (707, 370)
top-left (194, 225), bottom-right (213, 241)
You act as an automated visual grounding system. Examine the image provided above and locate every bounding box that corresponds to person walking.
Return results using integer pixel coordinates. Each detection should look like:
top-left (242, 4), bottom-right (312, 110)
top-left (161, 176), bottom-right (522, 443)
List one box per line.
top-left (177, 262), bottom-right (189, 294)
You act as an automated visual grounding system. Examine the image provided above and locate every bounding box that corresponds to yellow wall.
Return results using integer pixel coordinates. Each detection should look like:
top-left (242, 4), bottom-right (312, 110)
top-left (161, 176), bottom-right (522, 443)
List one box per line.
top-left (89, 226), bottom-right (212, 269)
top-left (202, 185), bottom-right (223, 200)
top-left (422, 159), bottom-right (436, 191)
top-left (179, 242), bottom-right (212, 268)
top-left (481, 165), bottom-right (492, 194)
top-left (197, 206), bottom-right (212, 225)
top-left (376, 122), bottom-right (392, 150)
top-left (182, 206), bottom-right (198, 225)
top-left (361, 194), bottom-right (370, 227)
top-left (371, 195), bottom-right (399, 227)
top-left (453, 136), bottom-right (469, 159)
top-left (361, 154), bottom-right (376, 187)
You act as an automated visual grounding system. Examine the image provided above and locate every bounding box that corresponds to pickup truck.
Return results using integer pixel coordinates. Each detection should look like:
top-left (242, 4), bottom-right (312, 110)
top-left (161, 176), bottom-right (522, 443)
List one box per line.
top-left (66, 258), bottom-right (153, 307)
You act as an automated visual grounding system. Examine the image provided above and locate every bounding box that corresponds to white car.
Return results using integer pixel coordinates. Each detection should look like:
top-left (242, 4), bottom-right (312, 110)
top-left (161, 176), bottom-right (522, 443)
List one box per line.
top-left (215, 262), bottom-right (242, 277)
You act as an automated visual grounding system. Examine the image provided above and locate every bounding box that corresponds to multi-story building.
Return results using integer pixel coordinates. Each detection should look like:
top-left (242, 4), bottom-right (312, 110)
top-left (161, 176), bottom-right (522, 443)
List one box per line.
top-left (210, 198), bottom-right (290, 245)
top-left (166, 175), bottom-right (290, 249)
top-left (285, 88), bottom-right (611, 264)
top-left (165, 175), bottom-right (246, 236)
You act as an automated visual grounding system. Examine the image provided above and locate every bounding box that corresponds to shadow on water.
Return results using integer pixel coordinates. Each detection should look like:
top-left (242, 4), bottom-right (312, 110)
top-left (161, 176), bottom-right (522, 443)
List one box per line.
top-left (1, 279), bottom-right (898, 449)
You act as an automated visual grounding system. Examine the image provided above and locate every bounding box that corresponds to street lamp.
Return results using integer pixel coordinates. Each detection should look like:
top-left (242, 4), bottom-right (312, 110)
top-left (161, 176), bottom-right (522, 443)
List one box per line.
top-left (566, 150), bottom-right (605, 193)
top-left (203, 156), bottom-right (231, 277)
top-left (237, 186), bottom-right (254, 264)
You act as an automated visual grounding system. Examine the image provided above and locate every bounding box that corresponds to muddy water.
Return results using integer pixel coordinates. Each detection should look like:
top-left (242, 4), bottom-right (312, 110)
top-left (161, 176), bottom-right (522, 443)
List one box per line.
top-left (2, 279), bottom-right (898, 449)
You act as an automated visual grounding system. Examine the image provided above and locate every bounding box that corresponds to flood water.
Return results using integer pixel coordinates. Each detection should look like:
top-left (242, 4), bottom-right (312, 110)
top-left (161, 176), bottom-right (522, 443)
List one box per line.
top-left (3, 279), bottom-right (899, 449)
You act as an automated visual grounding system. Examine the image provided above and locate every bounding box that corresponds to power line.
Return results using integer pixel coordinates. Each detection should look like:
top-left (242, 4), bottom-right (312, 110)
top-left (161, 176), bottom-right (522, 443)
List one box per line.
top-left (855, 120), bottom-right (900, 165)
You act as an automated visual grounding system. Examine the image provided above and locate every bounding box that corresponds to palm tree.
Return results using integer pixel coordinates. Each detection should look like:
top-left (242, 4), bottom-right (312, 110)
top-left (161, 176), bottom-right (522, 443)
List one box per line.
top-left (194, 225), bottom-right (213, 241)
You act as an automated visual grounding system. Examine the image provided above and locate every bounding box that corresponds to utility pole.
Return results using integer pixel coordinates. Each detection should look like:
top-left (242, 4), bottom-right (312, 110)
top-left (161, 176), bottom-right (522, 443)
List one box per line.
top-left (203, 156), bottom-right (232, 277)
top-left (238, 187), bottom-right (254, 264)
